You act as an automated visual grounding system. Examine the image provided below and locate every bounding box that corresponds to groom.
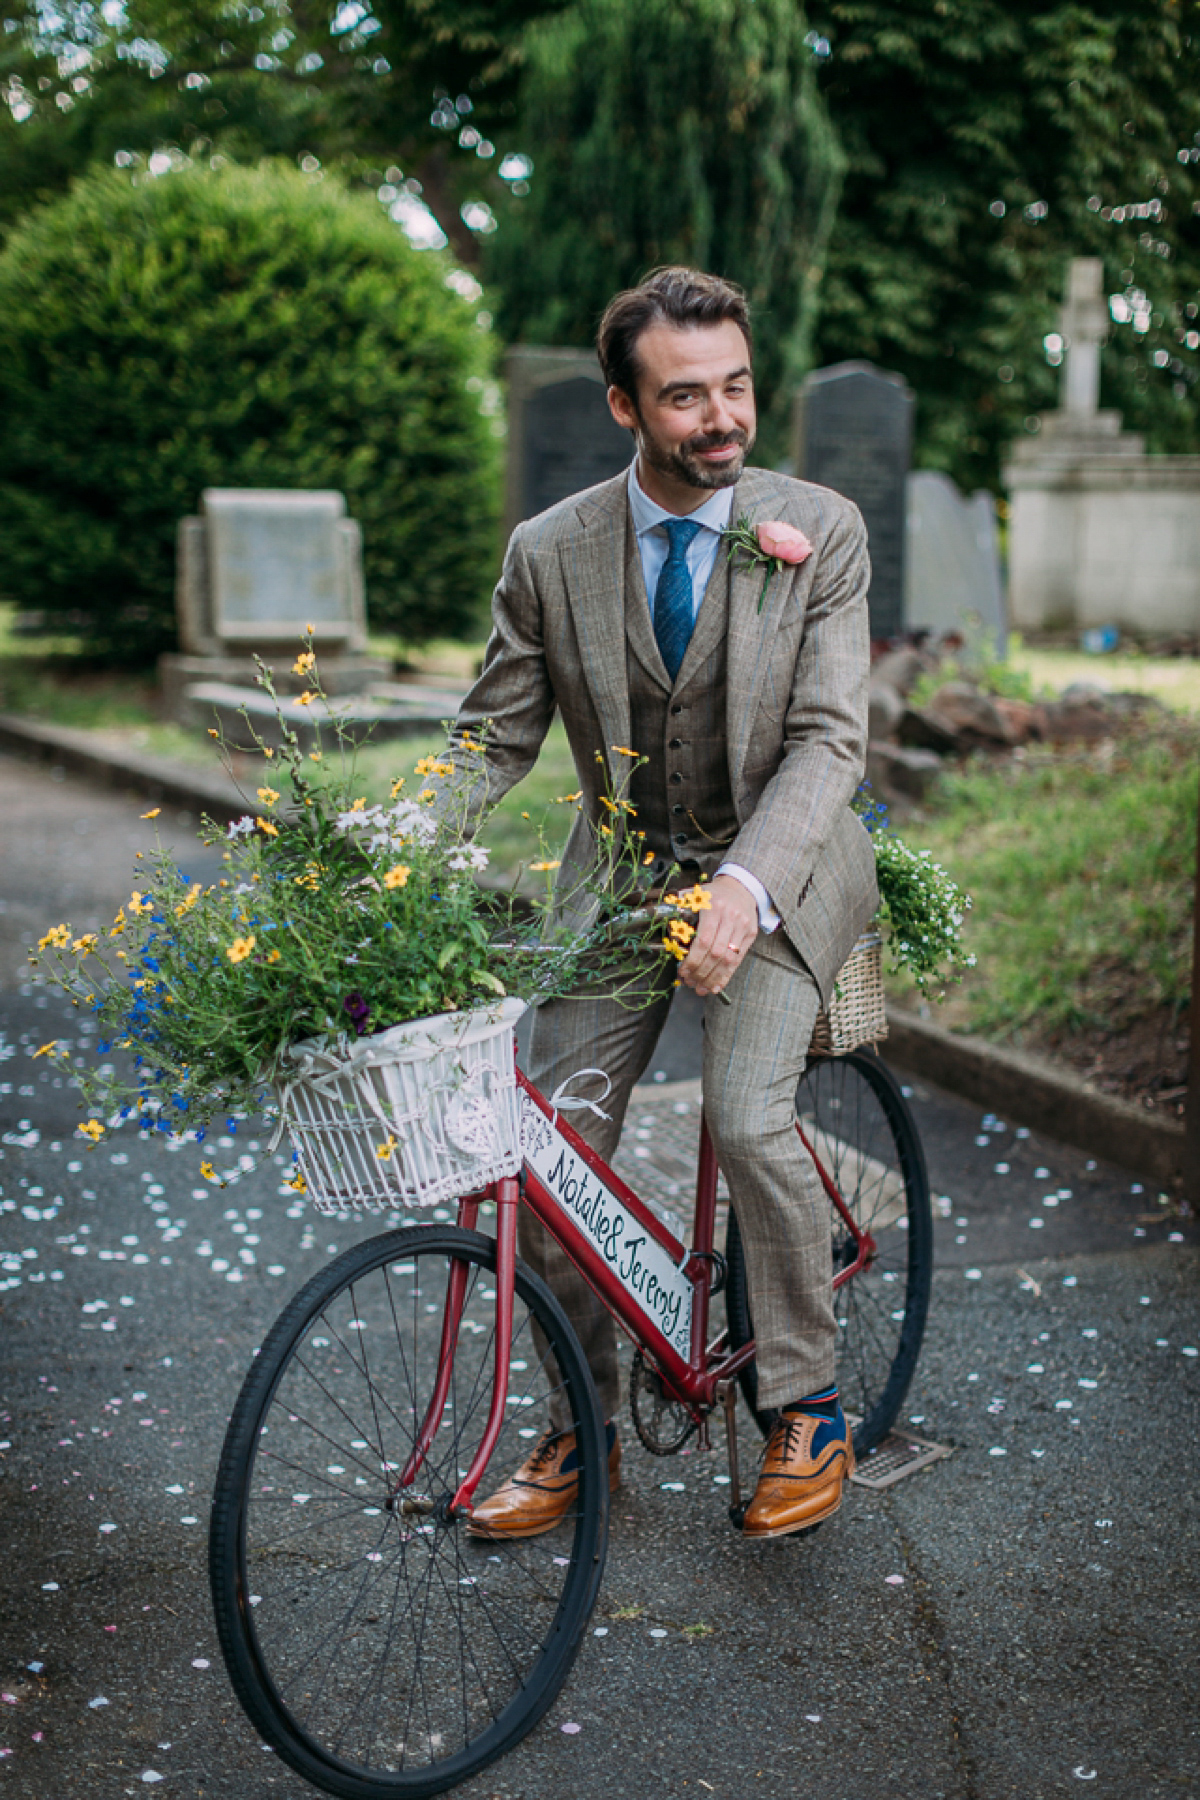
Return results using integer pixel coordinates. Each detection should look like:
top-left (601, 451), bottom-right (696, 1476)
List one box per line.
top-left (446, 267), bottom-right (877, 1539)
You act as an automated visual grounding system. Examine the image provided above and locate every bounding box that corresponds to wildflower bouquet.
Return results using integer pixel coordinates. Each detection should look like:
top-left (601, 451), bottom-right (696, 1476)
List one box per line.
top-left (29, 641), bottom-right (673, 1151)
top-left (855, 787), bottom-right (975, 997)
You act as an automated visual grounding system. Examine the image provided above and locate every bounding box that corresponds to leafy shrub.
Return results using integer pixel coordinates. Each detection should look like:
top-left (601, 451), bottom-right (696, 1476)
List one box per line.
top-left (0, 160), bottom-right (501, 663)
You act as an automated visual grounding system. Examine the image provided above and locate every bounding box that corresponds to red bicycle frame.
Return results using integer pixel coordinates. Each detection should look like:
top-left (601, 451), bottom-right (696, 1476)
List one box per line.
top-left (397, 1065), bottom-right (876, 1516)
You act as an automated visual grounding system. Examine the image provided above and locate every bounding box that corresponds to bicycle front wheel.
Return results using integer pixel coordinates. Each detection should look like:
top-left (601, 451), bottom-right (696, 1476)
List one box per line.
top-left (209, 1224), bottom-right (608, 1799)
top-left (726, 1049), bottom-right (933, 1454)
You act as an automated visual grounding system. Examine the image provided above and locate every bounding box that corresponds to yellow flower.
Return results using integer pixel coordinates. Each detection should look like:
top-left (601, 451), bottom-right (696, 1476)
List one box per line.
top-left (200, 1161), bottom-right (216, 1180)
top-left (621, 801), bottom-right (637, 815)
top-left (305, 621), bottom-right (315, 634)
top-left (376, 1134), bottom-right (398, 1161)
top-left (611, 745), bottom-right (639, 758)
top-left (295, 691), bottom-right (317, 707)
top-left (140, 807), bottom-right (161, 820)
top-left (666, 884), bottom-right (712, 913)
top-left (227, 934), bottom-right (256, 964)
top-left (109, 908), bottom-right (125, 935)
top-left (256, 816), bottom-right (279, 838)
top-left (257, 786), bottom-right (280, 807)
top-left (208, 727), bottom-right (219, 739)
top-left (175, 883), bottom-right (202, 917)
top-left (37, 924), bottom-right (70, 950)
top-left (414, 756), bottom-right (453, 778)
top-left (71, 934), bottom-right (98, 956)
top-left (128, 890), bottom-right (153, 915)
top-left (262, 746), bottom-right (274, 758)
top-left (661, 936), bottom-right (688, 962)
top-left (384, 864), bottom-right (411, 889)
top-left (529, 859), bottom-right (561, 872)
top-left (419, 789), bottom-right (435, 802)
top-left (310, 752), bottom-right (323, 763)
top-left (390, 776), bottom-right (405, 797)
top-left (287, 1172), bottom-right (307, 1193)
top-left (292, 650), bottom-right (316, 676)
top-left (266, 947), bottom-right (281, 964)
top-left (565, 791), bottom-right (582, 803)
top-left (643, 851), bottom-right (656, 865)
top-left (33, 1041), bottom-right (58, 1058)
top-left (78, 1119), bottom-right (105, 1142)
top-left (350, 797), bottom-right (366, 812)
top-left (599, 796), bottom-right (618, 815)
top-left (669, 919), bottom-right (696, 945)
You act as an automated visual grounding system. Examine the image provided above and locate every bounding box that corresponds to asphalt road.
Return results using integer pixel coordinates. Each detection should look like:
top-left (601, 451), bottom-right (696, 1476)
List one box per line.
top-left (1, 748), bottom-right (1197, 1799)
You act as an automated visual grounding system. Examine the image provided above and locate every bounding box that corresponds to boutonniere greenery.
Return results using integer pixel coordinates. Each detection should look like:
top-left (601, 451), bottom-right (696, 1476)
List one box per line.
top-left (722, 514), bottom-right (815, 611)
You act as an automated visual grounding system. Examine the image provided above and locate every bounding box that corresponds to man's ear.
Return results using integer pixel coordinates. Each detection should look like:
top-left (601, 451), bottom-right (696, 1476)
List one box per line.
top-left (607, 384), bottom-right (638, 433)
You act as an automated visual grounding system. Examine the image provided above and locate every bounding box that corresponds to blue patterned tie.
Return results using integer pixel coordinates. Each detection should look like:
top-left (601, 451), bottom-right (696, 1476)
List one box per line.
top-left (652, 517), bottom-right (703, 682)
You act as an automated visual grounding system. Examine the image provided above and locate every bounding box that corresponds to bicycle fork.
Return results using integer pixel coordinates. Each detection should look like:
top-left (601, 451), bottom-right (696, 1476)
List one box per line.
top-left (391, 1178), bottom-right (518, 1520)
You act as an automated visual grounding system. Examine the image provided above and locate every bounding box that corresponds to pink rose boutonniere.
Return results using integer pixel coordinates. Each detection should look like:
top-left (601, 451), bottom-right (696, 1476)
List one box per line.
top-left (722, 514), bottom-right (814, 612)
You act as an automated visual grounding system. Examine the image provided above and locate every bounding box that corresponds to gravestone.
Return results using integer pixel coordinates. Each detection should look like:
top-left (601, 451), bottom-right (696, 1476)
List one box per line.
top-left (505, 348), bottom-right (632, 534)
top-left (161, 488), bottom-right (386, 718)
top-left (794, 361), bottom-right (914, 640)
top-left (905, 471), bottom-right (1006, 653)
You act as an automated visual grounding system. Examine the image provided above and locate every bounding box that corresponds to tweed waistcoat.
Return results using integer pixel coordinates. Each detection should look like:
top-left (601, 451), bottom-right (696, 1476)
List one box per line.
top-left (624, 525), bottom-right (739, 880)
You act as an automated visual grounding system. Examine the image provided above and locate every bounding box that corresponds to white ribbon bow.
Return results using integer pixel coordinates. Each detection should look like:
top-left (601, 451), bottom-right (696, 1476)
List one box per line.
top-left (548, 1067), bottom-right (613, 1127)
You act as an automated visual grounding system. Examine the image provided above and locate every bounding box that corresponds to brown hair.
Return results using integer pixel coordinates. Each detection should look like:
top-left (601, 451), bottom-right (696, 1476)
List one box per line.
top-left (596, 267), bottom-right (752, 405)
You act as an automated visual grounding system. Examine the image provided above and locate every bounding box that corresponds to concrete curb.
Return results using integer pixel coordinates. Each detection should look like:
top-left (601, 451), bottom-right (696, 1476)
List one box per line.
top-left (0, 710), bottom-right (1183, 1183)
top-left (882, 1007), bottom-right (1184, 1186)
top-left (0, 711), bottom-right (244, 824)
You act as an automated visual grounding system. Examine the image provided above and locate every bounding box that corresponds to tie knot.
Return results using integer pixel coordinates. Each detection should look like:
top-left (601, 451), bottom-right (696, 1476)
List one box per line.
top-left (663, 516), bottom-right (703, 561)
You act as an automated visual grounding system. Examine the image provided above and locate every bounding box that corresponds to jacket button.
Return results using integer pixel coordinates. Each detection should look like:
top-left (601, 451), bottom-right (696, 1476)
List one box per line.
top-left (668, 738), bottom-right (682, 750)
top-left (671, 704), bottom-right (684, 715)
top-left (670, 771), bottom-right (683, 784)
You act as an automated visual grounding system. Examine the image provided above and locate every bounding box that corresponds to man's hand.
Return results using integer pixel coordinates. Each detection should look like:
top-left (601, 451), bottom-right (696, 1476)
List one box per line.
top-left (678, 874), bottom-right (759, 998)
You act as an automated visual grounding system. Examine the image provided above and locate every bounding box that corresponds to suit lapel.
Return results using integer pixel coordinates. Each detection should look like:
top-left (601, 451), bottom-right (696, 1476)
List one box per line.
top-left (724, 469), bottom-right (796, 795)
top-left (561, 475), bottom-right (635, 755)
top-left (623, 516), bottom-right (672, 692)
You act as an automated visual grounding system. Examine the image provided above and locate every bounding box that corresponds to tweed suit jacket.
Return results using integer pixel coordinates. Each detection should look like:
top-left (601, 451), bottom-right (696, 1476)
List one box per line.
top-left (446, 464), bottom-right (879, 1005)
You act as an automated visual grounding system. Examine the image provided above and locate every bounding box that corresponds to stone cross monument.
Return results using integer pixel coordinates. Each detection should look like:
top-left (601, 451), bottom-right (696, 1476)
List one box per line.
top-left (1058, 257), bottom-right (1110, 422)
top-left (1004, 257), bottom-right (1200, 636)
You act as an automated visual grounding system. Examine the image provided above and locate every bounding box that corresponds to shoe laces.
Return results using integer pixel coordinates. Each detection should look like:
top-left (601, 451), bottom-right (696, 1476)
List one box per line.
top-left (769, 1414), bottom-right (807, 1462)
top-left (525, 1430), bottom-right (564, 1473)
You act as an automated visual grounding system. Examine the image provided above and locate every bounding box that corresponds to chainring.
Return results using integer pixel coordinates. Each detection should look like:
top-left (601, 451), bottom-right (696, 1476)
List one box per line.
top-left (629, 1349), bottom-right (698, 1456)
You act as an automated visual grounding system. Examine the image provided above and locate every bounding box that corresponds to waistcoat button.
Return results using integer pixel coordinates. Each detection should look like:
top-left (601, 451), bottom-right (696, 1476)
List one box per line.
top-left (672, 803), bottom-right (684, 815)
top-left (670, 771), bottom-right (683, 784)
top-left (668, 738), bottom-right (682, 749)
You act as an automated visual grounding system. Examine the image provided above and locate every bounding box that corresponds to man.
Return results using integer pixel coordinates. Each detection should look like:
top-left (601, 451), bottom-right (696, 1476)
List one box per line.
top-left (446, 267), bottom-right (877, 1540)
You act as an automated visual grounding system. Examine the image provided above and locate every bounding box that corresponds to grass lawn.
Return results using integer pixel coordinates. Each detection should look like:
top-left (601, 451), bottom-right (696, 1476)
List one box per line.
top-left (888, 710), bottom-right (1197, 1111)
top-left (1008, 640), bottom-right (1200, 713)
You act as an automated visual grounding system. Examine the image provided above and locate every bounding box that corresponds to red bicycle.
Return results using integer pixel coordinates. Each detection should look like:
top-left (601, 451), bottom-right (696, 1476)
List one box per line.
top-left (209, 1008), bottom-right (932, 1798)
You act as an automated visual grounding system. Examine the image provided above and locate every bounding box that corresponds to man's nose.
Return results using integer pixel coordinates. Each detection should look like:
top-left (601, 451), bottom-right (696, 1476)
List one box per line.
top-left (701, 392), bottom-right (738, 434)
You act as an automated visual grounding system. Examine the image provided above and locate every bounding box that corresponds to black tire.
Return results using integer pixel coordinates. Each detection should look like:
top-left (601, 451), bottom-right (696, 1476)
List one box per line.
top-left (209, 1225), bottom-right (608, 1799)
top-left (726, 1049), bottom-right (933, 1455)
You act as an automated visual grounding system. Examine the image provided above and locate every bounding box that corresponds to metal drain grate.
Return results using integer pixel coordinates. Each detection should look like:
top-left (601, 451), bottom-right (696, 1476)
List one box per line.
top-left (849, 1427), bottom-right (952, 1492)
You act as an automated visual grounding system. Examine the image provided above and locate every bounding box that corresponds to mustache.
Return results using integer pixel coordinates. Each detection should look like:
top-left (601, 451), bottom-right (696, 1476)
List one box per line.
top-left (684, 429), bottom-right (748, 453)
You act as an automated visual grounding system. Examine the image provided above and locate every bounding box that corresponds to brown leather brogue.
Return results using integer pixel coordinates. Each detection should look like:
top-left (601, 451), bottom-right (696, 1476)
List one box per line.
top-left (741, 1407), bottom-right (854, 1541)
top-left (466, 1426), bottom-right (621, 1541)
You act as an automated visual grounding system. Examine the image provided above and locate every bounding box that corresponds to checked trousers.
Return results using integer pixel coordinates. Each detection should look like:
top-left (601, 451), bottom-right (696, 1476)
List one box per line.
top-left (521, 925), bottom-right (837, 1429)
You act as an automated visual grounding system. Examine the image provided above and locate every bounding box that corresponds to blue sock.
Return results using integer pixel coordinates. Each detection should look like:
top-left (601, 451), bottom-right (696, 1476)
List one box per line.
top-left (783, 1386), bottom-right (839, 1422)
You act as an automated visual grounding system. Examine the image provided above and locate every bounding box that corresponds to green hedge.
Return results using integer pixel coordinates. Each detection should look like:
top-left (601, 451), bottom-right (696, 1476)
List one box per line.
top-left (0, 161), bottom-right (501, 662)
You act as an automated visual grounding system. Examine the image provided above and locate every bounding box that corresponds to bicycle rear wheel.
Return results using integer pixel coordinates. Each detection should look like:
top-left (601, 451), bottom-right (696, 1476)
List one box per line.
top-left (726, 1049), bottom-right (933, 1455)
top-left (209, 1224), bottom-right (607, 1799)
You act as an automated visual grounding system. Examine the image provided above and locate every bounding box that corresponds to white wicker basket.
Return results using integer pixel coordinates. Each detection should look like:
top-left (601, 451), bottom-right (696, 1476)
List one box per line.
top-left (276, 998), bottom-right (527, 1215)
top-left (808, 931), bottom-right (888, 1058)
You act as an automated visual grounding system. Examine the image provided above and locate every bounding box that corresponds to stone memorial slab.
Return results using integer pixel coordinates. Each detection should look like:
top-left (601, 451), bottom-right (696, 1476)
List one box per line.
top-left (794, 361), bottom-right (914, 640)
top-left (505, 348), bottom-right (632, 533)
top-left (905, 470), bottom-right (1006, 653)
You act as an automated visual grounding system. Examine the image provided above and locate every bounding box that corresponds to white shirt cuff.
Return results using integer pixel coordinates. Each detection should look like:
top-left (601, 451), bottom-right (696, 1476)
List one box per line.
top-left (717, 863), bottom-right (782, 934)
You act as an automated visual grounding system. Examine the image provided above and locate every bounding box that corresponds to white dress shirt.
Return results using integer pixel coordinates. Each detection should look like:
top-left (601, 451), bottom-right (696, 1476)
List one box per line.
top-left (626, 460), bottom-right (780, 934)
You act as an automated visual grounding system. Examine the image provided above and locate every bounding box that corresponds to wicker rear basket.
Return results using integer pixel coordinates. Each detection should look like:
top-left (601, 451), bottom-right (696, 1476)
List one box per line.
top-left (807, 931), bottom-right (887, 1059)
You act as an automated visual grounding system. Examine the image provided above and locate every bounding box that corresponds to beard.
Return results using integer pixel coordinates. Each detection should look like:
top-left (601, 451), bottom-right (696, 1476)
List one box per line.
top-left (636, 418), bottom-right (755, 491)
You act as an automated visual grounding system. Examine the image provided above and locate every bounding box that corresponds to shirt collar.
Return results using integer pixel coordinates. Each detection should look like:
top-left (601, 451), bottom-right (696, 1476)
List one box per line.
top-left (627, 458), bottom-right (736, 538)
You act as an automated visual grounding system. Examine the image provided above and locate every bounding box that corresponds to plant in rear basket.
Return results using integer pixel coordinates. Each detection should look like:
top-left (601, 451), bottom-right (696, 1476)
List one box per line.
top-left (28, 639), bottom-right (682, 1147)
top-left (854, 785), bottom-right (975, 998)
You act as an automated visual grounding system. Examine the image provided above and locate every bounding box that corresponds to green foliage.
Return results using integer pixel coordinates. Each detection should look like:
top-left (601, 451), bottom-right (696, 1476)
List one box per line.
top-left (482, 0), bottom-right (844, 455)
top-left (0, 161), bottom-right (501, 660)
top-left (887, 714), bottom-right (1199, 1041)
top-left (29, 643), bottom-right (680, 1132)
top-left (807, 0), bottom-right (1200, 490)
